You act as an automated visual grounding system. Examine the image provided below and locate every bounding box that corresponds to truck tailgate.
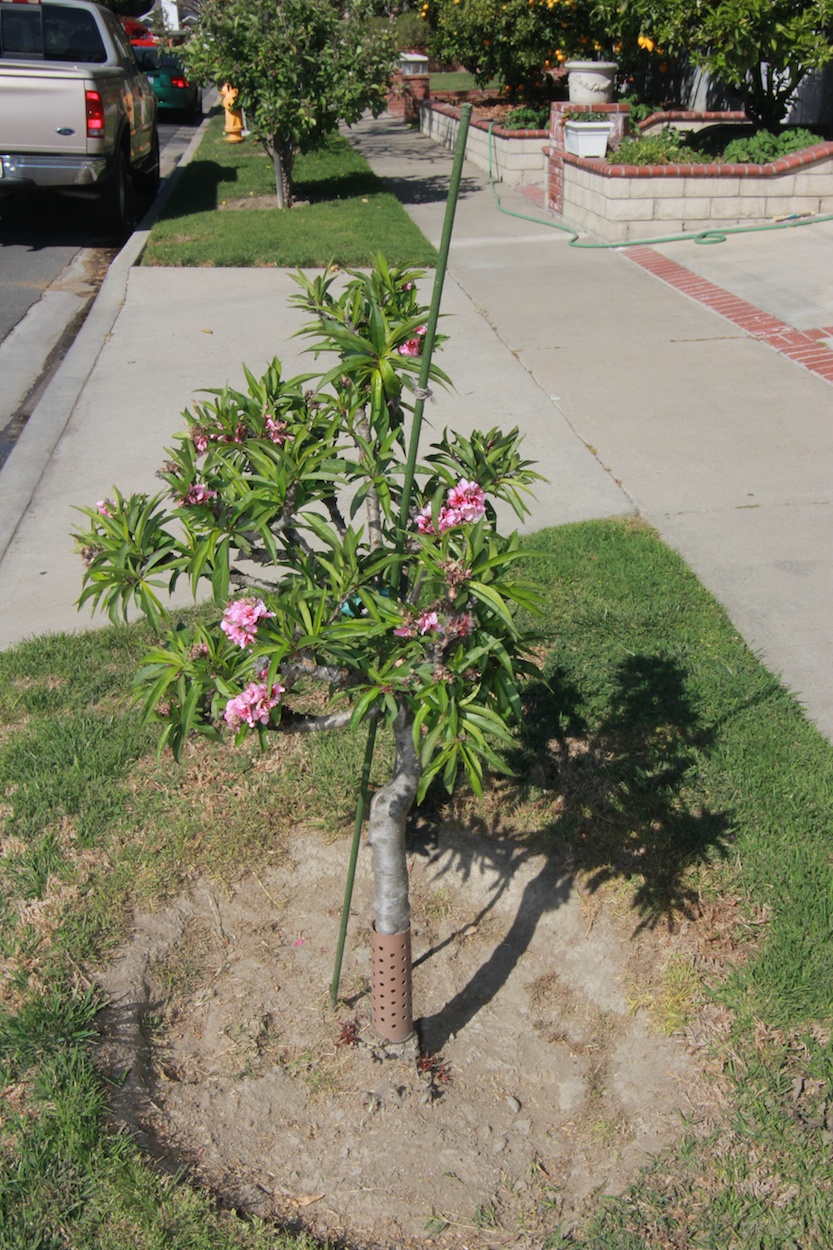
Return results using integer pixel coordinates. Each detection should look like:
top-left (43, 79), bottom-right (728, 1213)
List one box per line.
top-left (0, 64), bottom-right (88, 154)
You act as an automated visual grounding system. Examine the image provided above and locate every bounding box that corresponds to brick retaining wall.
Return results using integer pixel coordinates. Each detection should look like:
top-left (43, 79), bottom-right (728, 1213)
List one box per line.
top-left (419, 102), bottom-right (547, 186)
top-left (544, 102), bottom-right (833, 241)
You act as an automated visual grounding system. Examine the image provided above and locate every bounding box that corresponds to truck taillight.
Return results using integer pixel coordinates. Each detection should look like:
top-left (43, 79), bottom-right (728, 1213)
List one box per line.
top-left (170, 75), bottom-right (188, 89)
top-left (85, 90), bottom-right (105, 137)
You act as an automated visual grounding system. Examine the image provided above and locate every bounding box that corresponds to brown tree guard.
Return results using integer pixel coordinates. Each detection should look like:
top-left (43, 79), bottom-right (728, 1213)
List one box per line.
top-left (371, 924), bottom-right (413, 1042)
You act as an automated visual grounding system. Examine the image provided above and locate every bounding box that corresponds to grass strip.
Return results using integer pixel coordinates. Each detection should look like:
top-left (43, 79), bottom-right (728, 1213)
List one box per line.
top-left (142, 119), bottom-right (437, 269)
top-left (2, 518), bottom-right (833, 1246)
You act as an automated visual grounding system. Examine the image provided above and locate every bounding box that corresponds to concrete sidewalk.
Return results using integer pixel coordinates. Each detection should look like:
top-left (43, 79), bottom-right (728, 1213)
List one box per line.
top-left (1, 113), bottom-right (831, 739)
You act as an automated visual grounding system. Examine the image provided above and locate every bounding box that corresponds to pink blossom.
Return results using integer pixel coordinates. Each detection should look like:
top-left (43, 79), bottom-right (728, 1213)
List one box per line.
top-left (179, 483), bottom-right (217, 507)
top-left (417, 610), bottom-right (440, 635)
top-left (452, 612), bottom-right (476, 637)
top-left (397, 338), bottom-right (421, 357)
top-left (416, 325), bottom-right (427, 337)
top-left (445, 479), bottom-right (486, 524)
top-left (224, 680), bottom-right (285, 729)
top-left (192, 429), bottom-right (210, 453)
top-left (220, 597), bottom-right (274, 649)
top-left (416, 503), bottom-right (435, 534)
top-left (393, 624), bottom-right (412, 637)
top-left (265, 415), bottom-right (292, 445)
top-left (403, 281), bottom-right (414, 291)
top-left (415, 479), bottom-right (486, 536)
top-left (96, 499), bottom-right (114, 518)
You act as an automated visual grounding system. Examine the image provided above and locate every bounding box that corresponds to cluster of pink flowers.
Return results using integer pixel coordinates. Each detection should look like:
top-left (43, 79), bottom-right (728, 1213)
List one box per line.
top-left (394, 609), bottom-right (476, 640)
top-left (96, 499), bottom-right (114, 518)
top-left (220, 597), bottom-right (274, 649)
top-left (224, 680), bottom-right (285, 729)
top-left (191, 422), bottom-right (247, 453)
top-left (416, 479), bottom-right (487, 535)
top-left (265, 415), bottom-right (292, 445)
top-left (397, 325), bottom-right (427, 357)
top-left (178, 483), bottom-right (217, 507)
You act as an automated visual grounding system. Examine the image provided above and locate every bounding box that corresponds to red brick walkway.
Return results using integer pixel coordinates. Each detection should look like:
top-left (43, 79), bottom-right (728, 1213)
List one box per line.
top-left (623, 246), bottom-right (833, 385)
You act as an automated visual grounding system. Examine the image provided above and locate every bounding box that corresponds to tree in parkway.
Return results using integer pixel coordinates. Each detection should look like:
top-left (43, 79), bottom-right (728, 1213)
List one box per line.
top-left (75, 258), bottom-right (542, 1041)
top-left (185, 0), bottom-right (397, 207)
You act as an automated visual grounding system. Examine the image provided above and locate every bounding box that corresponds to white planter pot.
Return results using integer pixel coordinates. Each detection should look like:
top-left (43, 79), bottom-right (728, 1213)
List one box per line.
top-left (565, 60), bottom-right (617, 104)
top-left (564, 120), bottom-right (611, 158)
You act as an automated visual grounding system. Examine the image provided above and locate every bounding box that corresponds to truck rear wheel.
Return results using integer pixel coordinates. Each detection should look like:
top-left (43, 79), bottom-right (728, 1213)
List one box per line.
top-left (97, 146), bottom-right (133, 241)
top-left (134, 127), bottom-right (160, 199)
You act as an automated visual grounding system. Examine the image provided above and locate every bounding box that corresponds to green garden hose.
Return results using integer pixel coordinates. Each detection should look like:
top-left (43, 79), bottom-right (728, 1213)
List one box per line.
top-left (486, 122), bottom-right (833, 249)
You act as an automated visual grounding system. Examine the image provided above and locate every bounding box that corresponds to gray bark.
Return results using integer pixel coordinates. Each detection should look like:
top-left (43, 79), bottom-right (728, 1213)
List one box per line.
top-left (367, 703), bottom-right (420, 935)
top-left (272, 133), bottom-right (294, 209)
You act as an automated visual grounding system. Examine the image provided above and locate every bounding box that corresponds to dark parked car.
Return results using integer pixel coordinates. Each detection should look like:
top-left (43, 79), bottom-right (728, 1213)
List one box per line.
top-left (132, 45), bottom-right (201, 123)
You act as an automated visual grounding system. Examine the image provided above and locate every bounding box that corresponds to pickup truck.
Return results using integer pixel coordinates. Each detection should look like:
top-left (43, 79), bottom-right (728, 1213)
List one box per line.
top-left (0, 0), bottom-right (159, 236)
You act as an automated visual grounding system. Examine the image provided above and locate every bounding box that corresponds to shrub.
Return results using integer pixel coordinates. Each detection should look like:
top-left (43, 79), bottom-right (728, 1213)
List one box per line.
top-left (611, 127), bottom-right (707, 165)
top-left (721, 127), bottom-right (823, 163)
top-left (610, 124), bottom-right (823, 165)
top-left (503, 104), bottom-right (551, 129)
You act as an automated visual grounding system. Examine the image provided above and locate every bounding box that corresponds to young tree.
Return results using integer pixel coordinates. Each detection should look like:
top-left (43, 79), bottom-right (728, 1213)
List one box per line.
top-left (633, 0), bottom-right (833, 126)
top-left (75, 258), bottom-right (542, 1040)
top-left (184, 0), bottom-right (397, 206)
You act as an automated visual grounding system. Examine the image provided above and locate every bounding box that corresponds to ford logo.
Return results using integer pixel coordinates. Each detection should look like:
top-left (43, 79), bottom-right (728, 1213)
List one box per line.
top-left (56, 127), bottom-right (76, 136)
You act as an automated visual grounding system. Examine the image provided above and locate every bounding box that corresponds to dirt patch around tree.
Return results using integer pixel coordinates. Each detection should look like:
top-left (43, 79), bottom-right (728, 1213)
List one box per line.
top-left (96, 821), bottom-right (722, 1247)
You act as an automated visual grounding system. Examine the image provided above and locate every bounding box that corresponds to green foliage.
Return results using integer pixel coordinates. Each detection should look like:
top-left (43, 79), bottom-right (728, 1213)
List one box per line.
top-left (721, 125), bottom-right (823, 162)
top-left (424, 0), bottom-right (649, 97)
top-left (629, 0), bottom-right (833, 126)
top-left (611, 126), bottom-right (707, 165)
top-left (74, 257), bottom-right (543, 802)
top-left (502, 104), bottom-right (551, 129)
top-left (612, 123), bottom-right (823, 165)
top-left (390, 8), bottom-right (428, 50)
top-left (184, 0), bottom-right (396, 200)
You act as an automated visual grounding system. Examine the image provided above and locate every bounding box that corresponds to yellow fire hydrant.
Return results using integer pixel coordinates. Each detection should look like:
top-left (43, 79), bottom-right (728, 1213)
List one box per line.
top-left (221, 83), bottom-right (244, 143)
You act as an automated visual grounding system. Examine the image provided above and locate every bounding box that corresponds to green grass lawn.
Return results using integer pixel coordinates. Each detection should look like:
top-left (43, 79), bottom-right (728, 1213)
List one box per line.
top-left (429, 70), bottom-right (501, 93)
top-left (142, 118), bottom-right (437, 268)
top-left (3, 518), bottom-right (833, 1246)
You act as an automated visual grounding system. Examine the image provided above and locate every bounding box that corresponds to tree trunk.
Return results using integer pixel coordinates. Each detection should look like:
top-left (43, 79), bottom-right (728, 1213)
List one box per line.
top-left (368, 702), bottom-right (420, 935)
top-left (272, 132), bottom-right (294, 209)
top-left (367, 702), bottom-right (420, 1042)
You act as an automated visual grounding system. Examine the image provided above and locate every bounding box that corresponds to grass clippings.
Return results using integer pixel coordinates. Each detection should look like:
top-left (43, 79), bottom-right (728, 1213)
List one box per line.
top-left (142, 119), bottom-right (437, 269)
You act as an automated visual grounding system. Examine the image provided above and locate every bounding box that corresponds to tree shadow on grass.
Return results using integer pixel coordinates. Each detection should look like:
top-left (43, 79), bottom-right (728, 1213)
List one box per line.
top-left (292, 169), bottom-right (383, 204)
top-left (159, 160), bottom-right (240, 219)
top-left (414, 654), bottom-right (735, 1051)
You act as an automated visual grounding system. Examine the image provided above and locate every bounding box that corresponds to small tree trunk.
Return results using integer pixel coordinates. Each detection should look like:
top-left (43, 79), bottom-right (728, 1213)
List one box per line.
top-left (367, 702), bottom-right (420, 1041)
top-left (368, 703), bottom-right (419, 934)
top-left (272, 132), bottom-right (294, 209)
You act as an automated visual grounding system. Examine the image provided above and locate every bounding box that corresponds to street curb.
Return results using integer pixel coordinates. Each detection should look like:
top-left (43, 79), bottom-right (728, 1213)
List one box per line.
top-left (0, 115), bottom-right (212, 564)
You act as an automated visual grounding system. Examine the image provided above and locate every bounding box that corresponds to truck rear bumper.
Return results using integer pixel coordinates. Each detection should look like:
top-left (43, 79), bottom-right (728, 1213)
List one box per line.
top-left (0, 153), bottom-right (108, 191)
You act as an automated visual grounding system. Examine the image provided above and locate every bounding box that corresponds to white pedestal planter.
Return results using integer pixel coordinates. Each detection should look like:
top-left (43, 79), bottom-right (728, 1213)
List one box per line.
top-left (566, 61), bottom-right (617, 104)
top-left (564, 120), bottom-right (612, 158)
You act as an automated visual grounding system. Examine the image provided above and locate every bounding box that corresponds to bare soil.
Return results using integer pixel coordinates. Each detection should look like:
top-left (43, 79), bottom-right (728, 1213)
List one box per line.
top-left (96, 822), bottom-right (719, 1247)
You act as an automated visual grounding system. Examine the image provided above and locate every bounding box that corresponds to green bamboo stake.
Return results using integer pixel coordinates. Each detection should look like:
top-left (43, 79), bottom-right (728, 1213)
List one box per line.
top-left (328, 104), bottom-right (473, 1009)
top-left (396, 103), bottom-right (472, 546)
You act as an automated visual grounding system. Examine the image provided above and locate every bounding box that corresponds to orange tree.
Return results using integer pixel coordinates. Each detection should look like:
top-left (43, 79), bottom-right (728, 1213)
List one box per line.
top-left (631, 0), bottom-right (833, 126)
top-left (423, 0), bottom-right (648, 96)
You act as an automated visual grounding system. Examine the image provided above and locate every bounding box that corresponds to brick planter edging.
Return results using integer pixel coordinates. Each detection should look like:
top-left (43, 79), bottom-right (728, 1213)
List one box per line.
top-left (562, 141), bottom-right (833, 180)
